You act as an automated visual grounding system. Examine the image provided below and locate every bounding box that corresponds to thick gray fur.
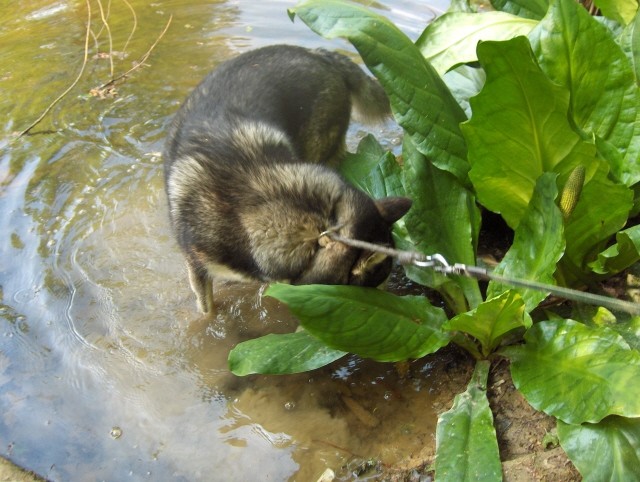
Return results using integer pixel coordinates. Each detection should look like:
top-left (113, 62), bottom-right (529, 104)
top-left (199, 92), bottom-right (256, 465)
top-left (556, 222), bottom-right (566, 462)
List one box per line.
top-left (164, 45), bottom-right (411, 313)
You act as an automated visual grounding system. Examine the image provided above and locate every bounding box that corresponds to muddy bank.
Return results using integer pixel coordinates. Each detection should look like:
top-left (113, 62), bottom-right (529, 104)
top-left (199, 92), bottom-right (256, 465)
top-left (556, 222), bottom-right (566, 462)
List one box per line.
top-left (376, 352), bottom-right (581, 481)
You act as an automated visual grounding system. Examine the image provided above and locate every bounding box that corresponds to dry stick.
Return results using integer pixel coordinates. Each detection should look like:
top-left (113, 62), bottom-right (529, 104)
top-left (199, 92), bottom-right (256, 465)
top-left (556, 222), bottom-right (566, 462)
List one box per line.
top-left (96, 0), bottom-right (114, 79)
top-left (89, 28), bottom-right (100, 51)
top-left (17, 0), bottom-right (93, 138)
top-left (95, 14), bottom-right (173, 92)
top-left (92, 0), bottom-right (106, 43)
top-left (120, 0), bottom-right (138, 55)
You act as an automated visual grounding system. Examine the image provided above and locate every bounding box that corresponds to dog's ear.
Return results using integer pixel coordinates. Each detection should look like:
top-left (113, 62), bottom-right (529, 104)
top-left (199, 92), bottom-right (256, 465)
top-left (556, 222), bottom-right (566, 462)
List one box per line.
top-left (375, 197), bottom-right (412, 224)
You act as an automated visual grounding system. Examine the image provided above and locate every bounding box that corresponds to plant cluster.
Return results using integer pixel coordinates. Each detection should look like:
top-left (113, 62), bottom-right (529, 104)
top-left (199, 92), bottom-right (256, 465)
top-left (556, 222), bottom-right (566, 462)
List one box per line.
top-left (228, 0), bottom-right (640, 478)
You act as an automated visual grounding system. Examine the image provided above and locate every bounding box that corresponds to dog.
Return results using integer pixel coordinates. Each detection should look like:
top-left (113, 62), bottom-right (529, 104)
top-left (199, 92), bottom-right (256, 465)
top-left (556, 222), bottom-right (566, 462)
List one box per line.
top-left (164, 45), bottom-right (412, 313)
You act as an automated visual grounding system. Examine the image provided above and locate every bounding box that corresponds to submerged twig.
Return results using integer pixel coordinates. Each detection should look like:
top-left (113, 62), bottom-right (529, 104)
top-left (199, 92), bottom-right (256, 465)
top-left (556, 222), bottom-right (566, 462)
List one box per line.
top-left (96, 0), bottom-right (115, 79)
top-left (120, 0), bottom-right (138, 54)
top-left (93, 13), bottom-right (172, 93)
top-left (17, 0), bottom-right (92, 138)
top-left (16, 3), bottom-right (171, 137)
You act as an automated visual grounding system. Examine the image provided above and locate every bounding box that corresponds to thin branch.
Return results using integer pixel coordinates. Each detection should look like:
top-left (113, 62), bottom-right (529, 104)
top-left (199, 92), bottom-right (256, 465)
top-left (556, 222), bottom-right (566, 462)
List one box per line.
top-left (95, 13), bottom-right (172, 91)
top-left (120, 0), bottom-right (138, 55)
top-left (17, 0), bottom-right (93, 138)
top-left (96, 0), bottom-right (114, 79)
top-left (89, 27), bottom-right (100, 52)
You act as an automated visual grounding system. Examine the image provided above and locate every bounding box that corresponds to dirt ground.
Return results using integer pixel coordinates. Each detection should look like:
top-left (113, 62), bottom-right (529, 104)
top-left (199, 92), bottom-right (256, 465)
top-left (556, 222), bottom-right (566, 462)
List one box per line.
top-left (367, 347), bottom-right (581, 482)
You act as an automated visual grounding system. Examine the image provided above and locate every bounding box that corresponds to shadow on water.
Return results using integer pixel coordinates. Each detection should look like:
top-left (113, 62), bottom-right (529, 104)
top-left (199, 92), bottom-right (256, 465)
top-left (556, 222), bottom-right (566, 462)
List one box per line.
top-left (0, 0), bottom-right (460, 480)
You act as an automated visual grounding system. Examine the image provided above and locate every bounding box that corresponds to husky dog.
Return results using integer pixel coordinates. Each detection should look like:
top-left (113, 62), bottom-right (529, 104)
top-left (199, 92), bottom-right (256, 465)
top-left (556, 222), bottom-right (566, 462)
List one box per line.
top-left (164, 45), bottom-right (412, 313)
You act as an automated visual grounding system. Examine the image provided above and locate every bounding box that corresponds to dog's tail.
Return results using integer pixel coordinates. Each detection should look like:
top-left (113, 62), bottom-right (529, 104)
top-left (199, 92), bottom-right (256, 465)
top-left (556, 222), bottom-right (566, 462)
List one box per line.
top-left (317, 49), bottom-right (392, 124)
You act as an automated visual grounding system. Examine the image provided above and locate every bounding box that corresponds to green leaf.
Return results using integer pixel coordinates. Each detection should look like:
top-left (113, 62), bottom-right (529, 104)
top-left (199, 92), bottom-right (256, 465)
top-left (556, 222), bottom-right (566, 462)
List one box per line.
top-left (445, 291), bottom-right (531, 357)
top-left (340, 134), bottom-right (388, 191)
top-left (448, 0), bottom-right (475, 13)
top-left (265, 283), bottom-right (451, 362)
top-left (590, 224), bottom-right (640, 275)
top-left (486, 173), bottom-right (565, 311)
top-left (290, 0), bottom-right (470, 182)
top-left (594, 0), bottom-right (639, 25)
top-left (558, 416), bottom-right (640, 482)
top-left (558, 163), bottom-right (633, 284)
top-left (503, 319), bottom-right (640, 424)
top-left (228, 330), bottom-right (346, 375)
top-left (490, 0), bottom-right (550, 19)
top-left (612, 317), bottom-right (640, 350)
top-left (435, 360), bottom-right (502, 482)
top-left (416, 11), bottom-right (537, 76)
top-left (363, 151), bottom-right (406, 200)
top-left (462, 36), bottom-right (597, 229)
top-left (442, 64), bottom-right (486, 119)
top-left (402, 135), bottom-right (482, 312)
top-left (529, 0), bottom-right (640, 186)
top-left (575, 306), bottom-right (640, 350)
top-left (618, 12), bottom-right (640, 85)
top-left (340, 135), bottom-right (407, 229)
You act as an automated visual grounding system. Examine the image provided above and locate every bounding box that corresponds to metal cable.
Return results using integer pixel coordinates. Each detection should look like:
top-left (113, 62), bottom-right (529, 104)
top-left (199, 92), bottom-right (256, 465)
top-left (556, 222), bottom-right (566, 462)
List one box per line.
top-left (325, 232), bottom-right (640, 316)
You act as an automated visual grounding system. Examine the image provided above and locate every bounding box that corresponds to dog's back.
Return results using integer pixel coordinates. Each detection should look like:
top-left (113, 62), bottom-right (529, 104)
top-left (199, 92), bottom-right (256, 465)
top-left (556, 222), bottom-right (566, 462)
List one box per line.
top-left (164, 45), bottom-right (410, 313)
top-left (165, 45), bottom-right (390, 166)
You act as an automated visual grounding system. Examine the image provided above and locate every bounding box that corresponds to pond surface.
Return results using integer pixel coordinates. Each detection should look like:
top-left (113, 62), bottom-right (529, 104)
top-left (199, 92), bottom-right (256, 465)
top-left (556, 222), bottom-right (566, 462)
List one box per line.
top-left (0, 1), bottom-right (457, 480)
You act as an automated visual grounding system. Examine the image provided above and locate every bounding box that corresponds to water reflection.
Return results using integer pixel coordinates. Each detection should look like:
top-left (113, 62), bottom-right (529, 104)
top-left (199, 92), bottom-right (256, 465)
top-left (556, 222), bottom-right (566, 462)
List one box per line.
top-left (0, 0), bottom-right (456, 480)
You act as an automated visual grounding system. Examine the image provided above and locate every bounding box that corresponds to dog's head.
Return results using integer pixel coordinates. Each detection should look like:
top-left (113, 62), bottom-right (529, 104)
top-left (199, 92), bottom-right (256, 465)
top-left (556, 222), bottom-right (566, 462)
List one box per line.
top-left (292, 189), bottom-right (412, 287)
top-left (240, 166), bottom-right (411, 287)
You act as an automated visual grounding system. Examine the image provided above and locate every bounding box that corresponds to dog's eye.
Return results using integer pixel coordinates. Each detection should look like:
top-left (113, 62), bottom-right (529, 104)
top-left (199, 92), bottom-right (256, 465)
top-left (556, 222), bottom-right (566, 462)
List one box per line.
top-left (365, 252), bottom-right (388, 268)
top-left (351, 251), bottom-right (388, 277)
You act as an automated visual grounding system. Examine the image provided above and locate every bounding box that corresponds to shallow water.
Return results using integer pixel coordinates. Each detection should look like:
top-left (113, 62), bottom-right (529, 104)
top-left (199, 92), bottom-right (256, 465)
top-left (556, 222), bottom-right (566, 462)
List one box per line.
top-left (0, 1), bottom-right (455, 480)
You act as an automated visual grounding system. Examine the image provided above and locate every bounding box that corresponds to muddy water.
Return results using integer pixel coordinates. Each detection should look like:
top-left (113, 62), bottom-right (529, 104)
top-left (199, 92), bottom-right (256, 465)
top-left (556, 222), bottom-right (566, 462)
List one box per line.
top-left (0, 1), bottom-right (456, 480)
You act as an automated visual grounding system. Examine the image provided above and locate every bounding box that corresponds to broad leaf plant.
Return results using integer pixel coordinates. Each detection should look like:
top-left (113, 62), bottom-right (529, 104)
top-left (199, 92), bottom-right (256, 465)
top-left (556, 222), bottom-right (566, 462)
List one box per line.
top-left (228, 0), bottom-right (640, 479)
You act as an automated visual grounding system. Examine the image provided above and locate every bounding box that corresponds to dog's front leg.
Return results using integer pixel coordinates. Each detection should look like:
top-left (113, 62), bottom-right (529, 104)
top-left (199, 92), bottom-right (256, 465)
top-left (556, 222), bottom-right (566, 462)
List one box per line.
top-left (186, 259), bottom-right (214, 314)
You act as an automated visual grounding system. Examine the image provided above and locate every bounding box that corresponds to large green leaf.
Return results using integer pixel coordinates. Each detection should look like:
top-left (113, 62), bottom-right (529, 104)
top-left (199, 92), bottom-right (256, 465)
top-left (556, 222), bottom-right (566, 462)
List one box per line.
top-left (402, 135), bottom-right (482, 312)
top-left (558, 416), bottom-right (640, 481)
top-left (589, 224), bottom-right (640, 275)
top-left (435, 360), bottom-right (502, 482)
top-left (265, 283), bottom-right (451, 362)
top-left (529, 0), bottom-right (640, 186)
top-left (290, 0), bottom-right (470, 182)
top-left (503, 319), bottom-right (640, 424)
top-left (445, 290), bottom-right (531, 357)
top-left (594, 0), bottom-right (639, 25)
top-left (490, 0), bottom-right (550, 19)
top-left (416, 11), bottom-right (538, 76)
top-left (228, 330), bottom-right (346, 376)
top-left (486, 173), bottom-right (565, 311)
top-left (462, 36), bottom-right (597, 229)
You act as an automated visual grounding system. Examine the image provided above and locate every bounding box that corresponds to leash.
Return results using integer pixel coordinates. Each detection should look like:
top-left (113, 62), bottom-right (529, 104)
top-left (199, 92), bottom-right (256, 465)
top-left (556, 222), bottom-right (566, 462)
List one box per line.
top-left (323, 232), bottom-right (640, 316)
